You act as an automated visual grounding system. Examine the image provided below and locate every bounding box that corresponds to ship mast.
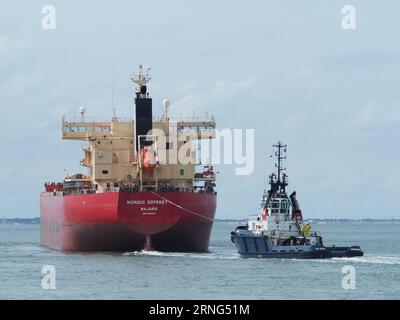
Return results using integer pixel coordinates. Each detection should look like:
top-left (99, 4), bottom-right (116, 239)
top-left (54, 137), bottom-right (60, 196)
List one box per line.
top-left (131, 64), bottom-right (151, 97)
top-left (270, 141), bottom-right (288, 193)
top-left (274, 141), bottom-right (286, 183)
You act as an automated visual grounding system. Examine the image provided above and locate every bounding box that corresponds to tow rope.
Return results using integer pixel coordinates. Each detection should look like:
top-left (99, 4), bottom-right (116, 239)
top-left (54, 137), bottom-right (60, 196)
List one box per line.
top-left (150, 191), bottom-right (215, 222)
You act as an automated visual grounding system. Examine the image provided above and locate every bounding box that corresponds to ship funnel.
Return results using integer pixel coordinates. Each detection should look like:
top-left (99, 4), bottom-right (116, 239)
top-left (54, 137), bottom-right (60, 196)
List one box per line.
top-left (131, 65), bottom-right (153, 148)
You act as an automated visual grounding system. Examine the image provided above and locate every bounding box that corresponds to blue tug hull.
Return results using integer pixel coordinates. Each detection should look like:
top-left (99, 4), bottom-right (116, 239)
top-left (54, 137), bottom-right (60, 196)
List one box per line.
top-left (231, 234), bottom-right (363, 259)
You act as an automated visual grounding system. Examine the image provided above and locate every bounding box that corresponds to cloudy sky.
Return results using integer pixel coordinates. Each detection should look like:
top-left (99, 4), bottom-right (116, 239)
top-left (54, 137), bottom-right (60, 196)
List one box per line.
top-left (1, 0), bottom-right (399, 219)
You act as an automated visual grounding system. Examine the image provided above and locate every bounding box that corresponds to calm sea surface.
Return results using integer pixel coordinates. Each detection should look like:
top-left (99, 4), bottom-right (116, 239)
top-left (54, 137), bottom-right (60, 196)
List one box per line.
top-left (0, 222), bottom-right (399, 299)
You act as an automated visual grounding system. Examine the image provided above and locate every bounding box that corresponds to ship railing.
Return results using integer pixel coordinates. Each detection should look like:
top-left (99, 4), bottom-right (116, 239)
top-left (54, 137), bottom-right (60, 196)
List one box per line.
top-left (170, 129), bottom-right (216, 140)
top-left (194, 173), bottom-right (216, 180)
top-left (42, 191), bottom-right (64, 196)
top-left (153, 114), bottom-right (215, 123)
top-left (53, 186), bottom-right (216, 195)
top-left (63, 114), bottom-right (215, 124)
top-left (63, 115), bottom-right (133, 123)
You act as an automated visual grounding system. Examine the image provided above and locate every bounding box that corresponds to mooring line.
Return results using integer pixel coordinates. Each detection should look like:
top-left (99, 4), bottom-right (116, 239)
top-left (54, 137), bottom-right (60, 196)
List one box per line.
top-left (150, 191), bottom-right (215, 222)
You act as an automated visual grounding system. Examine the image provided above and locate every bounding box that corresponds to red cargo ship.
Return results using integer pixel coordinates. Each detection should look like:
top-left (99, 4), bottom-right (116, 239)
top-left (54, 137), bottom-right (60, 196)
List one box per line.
top-left (40, 66), bottom-right (217, 252)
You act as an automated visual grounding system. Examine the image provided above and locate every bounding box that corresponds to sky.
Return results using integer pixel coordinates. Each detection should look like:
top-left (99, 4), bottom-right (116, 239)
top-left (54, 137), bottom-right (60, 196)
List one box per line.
top-left (1, 0), bottom-right (400, 219)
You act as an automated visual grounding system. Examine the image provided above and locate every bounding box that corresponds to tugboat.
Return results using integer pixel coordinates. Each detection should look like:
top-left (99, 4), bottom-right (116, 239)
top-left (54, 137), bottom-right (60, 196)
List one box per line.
top-left (231, 142), bottom-right (363, 259)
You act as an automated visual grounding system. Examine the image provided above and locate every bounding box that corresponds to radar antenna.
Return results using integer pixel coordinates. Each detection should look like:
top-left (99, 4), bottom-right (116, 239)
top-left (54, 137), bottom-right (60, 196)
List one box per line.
top-left (269, 141), bottom-right (288, 192)
top-left (130, 65), bottom-right (151, 97)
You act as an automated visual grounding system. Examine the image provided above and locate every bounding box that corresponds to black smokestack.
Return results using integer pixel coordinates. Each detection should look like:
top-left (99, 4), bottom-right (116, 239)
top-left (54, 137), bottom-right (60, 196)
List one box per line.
top-left (135, 84), bottom-right (152, 148)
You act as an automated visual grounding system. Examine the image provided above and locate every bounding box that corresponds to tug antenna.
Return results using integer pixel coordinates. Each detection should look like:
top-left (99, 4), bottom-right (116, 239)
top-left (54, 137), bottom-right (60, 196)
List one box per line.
top-left (272, 141), bottom-right (287, 189)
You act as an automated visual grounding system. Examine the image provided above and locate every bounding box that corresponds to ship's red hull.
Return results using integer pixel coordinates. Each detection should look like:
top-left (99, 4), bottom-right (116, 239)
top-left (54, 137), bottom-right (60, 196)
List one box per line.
top-left (40, 191), bottom-right (217, 252)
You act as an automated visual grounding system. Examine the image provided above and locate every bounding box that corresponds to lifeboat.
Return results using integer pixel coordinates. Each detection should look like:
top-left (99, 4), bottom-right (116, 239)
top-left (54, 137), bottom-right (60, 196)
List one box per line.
top-left (140, 146), bottom-right (157, 174)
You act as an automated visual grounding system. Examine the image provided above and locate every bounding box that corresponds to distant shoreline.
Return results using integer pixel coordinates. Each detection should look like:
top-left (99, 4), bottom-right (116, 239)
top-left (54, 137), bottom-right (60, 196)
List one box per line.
top-left (1, 217), bottom-right (399, 225)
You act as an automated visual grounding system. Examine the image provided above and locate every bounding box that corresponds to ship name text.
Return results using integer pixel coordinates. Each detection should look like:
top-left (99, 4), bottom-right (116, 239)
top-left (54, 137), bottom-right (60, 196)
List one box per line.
top-left (126, 199), bottom-right (167, 205)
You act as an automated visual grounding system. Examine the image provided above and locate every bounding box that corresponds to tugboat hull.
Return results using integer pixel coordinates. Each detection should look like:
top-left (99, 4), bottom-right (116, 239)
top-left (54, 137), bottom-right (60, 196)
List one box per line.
top-left (326, 246), bottom-right (364, 258)
top-left (231, 234), bottom-right (363, 259)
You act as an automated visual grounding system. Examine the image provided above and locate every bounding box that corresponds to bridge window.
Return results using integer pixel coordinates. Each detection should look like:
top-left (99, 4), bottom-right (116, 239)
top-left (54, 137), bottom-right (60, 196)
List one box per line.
top-left (64, 126), bottom-right (77, 132)
top-left (64, 126), bottom-right (89, 133)
top-left (95, 126), bottom-right (111, 132)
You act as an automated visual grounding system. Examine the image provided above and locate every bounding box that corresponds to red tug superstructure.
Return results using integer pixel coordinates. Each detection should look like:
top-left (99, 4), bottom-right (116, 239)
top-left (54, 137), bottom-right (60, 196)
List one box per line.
top-left (41, 66), bottom-right (217, 252)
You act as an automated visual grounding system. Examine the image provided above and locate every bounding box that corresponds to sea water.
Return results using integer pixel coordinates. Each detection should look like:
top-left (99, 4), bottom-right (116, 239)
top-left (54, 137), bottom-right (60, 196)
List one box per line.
top-left (0, 222), bottom-right (399, 299)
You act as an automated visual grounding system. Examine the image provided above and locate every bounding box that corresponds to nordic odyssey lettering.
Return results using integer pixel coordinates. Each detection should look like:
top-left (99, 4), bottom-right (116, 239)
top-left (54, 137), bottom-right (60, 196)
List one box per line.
top-left (126, 199), bottom-right (167, 205)
top-left (147, 200), bottom-right (167, 205)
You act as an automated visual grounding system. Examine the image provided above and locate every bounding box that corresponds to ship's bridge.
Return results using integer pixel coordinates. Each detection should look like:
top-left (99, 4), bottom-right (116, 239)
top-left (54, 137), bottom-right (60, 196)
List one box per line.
top-left (268, 196), bottom-right (291, 215)
top-left (62, 118), bottom-right (113, 140)
top-left (62, 115), bottom-right (216, 141)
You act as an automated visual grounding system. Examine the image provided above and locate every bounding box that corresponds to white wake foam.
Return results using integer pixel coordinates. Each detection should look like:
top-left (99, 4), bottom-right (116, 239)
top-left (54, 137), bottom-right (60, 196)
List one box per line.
top-left (123, 251), bottom-right (400, 265)
top-left (123, 250), bottom-right (240, 260)
top-left (331, 256), bottom-right (400, 265)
